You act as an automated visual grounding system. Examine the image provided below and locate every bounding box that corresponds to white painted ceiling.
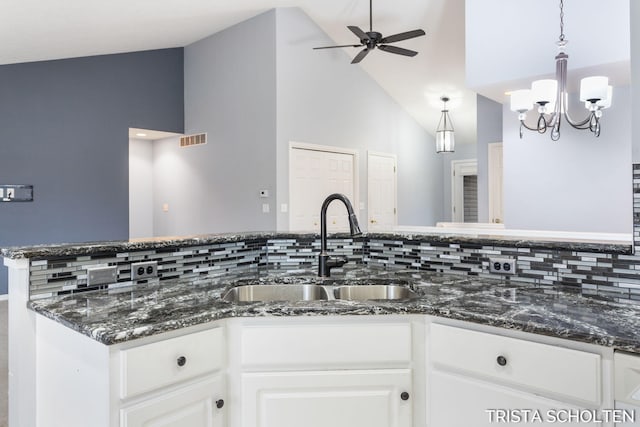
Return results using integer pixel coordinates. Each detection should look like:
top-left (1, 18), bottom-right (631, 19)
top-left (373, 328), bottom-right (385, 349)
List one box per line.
top-left (0, 0), bottom-right (630, 145)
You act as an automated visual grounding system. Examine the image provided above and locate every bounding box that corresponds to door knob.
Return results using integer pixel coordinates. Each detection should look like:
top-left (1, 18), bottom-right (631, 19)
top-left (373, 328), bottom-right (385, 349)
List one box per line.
top-left (497, 355), bottom-right (507, 366)
top-left (370, 219), bottom-right (377, 224)
top-left (216, 399), bottom-right (224, 409)
top-left (400, 392), bottom-right (410, 401)
top-left (177, 356), bottom-right (187, 367)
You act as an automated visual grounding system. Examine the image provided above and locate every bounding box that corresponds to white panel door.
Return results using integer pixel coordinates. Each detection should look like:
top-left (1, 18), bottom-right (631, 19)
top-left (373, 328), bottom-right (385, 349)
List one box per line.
top-left (367, 152), bottom-right (397, 231)
top-left (290, 145), bottom-right (356, 232)
top-left (120, 376), bottom-right (225, 427)
top-left (429, 371), bottom-right (597, 427)
top-left (488, 142), bottom-right (504, 224)
top-left (241, 369), bottom-right (412, 427)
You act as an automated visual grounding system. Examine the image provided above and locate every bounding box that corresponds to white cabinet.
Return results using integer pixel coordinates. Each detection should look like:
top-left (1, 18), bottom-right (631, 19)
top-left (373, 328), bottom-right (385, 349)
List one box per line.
top-left (430, 370), bottom-right (596, 427)
top-left (229, 317), bottom-right (417, 427)
top-left (241, 370), bottom-right (411, 427)
top-left (428, 323), bottom-right (607, 427)
top-left (34, 316), bottom-right (226, 427)
top-left (614, 352), bottom-right (640, 426)
top-left (121, 376), bottom-right (225, 427)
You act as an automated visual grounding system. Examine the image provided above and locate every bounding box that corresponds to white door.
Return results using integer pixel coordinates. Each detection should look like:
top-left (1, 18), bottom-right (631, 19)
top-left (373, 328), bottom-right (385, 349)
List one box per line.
top-left (120, 376), bottom-right (225, 427)
top-left (289, 143), bottom-right (357, 232)
top-left (451, 160), bottom-right (478, 222)
top-left (241, 369), bottom-right (412, 427)
top-left (488, 142), bottom-right (504, 224)
top-left (367, 152), bottom-right (397, 231)
top-left (429, 371), bottom-right (596, 427)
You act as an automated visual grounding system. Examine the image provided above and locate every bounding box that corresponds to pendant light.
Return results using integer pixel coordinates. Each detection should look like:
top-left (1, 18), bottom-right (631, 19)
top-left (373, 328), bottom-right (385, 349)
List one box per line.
top-left (436, 96), bottom-right (455, 153)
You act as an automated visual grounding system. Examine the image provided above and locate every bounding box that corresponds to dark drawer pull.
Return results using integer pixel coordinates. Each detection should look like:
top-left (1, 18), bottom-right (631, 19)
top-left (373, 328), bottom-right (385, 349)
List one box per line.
top-left (177, 356), bottom-right (187, 367)
top-left (497, 355), bottom-right (507, 366)
top-left (216, 399), bottom-right (225, 409)
top-left (400, 392), bottom-right (410, 401)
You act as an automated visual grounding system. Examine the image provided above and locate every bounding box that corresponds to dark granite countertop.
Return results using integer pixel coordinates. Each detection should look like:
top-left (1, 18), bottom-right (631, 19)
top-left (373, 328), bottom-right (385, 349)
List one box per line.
top-left (28, 266), bottom-right (640, 352)
top-left (2, 230), bottom-right (631, 260)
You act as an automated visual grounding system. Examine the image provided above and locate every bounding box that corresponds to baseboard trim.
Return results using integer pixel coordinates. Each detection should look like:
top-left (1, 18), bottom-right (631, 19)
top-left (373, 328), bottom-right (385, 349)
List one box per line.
top-left (0, 294), bottom-right (7, 301)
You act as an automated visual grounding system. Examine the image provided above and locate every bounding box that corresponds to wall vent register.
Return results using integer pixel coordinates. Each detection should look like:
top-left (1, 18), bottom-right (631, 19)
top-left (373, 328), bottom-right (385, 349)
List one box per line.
top-left (179, 133), bottom-right (207, 147)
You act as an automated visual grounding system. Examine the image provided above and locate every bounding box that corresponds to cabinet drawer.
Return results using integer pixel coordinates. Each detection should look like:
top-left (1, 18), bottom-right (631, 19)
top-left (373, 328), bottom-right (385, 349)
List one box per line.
top-left (430, 323), bottom-right (601, 405)
top-left (120, 327), bottom-right (224, 399)
top-left (241, 322), bottom-right (412, 369)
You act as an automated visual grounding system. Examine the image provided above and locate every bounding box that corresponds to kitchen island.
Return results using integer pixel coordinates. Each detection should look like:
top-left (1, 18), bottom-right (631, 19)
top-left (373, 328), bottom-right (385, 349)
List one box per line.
top-left (4, 232), bottom-right (640, 427)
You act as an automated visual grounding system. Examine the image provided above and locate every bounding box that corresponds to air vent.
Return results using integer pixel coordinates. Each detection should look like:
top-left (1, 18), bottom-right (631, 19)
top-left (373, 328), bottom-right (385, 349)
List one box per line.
top-left (180, 133), bottom-right (207, 147)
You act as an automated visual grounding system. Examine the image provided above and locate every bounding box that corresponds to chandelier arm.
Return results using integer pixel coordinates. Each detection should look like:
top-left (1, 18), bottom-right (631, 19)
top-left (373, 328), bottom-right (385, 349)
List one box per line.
top-left (562, 111), bottom-right (593, 129)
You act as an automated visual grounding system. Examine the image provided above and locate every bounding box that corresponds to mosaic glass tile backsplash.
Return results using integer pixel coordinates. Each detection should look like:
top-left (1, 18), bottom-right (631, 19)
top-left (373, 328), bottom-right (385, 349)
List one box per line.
top-left (26, 166), bottom-right (640, 302)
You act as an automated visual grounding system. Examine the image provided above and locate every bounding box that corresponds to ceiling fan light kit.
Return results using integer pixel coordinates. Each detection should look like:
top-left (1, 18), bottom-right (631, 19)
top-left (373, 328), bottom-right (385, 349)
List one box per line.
top-left (313, 0), bottom-right (425, 64)
top-left (509, 0), bottom-right (612, 141)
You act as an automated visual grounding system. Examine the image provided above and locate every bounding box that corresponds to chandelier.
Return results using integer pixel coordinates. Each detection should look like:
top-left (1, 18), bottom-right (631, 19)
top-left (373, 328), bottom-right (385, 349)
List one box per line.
top-left (509, 0), bottom-right (612, 141)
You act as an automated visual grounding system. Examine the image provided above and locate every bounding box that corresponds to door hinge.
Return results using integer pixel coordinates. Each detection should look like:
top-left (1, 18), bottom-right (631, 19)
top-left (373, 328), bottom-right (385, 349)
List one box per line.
top-left (393, 166), bottom-right (396, 173)
top-left (394, 208), bottom-right (397, 215)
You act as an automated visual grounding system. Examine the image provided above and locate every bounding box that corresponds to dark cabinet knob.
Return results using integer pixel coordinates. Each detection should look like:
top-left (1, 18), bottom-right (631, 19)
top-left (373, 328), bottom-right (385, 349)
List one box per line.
top-left (497, 355), bottom-right (507, 366)
top-left (400, 391), bottom-right (410, 401)
top-left (177, 356), bottom-right (187, 367)
top-left (216, 399), bottom-right (224, 409)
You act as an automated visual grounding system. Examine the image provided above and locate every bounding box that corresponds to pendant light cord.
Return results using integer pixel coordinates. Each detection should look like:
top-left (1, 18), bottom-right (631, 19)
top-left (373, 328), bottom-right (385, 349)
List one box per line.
top-left (369, 0), bottom-right (373, 32)
top-left (559, 0), bottom-right (565, 42)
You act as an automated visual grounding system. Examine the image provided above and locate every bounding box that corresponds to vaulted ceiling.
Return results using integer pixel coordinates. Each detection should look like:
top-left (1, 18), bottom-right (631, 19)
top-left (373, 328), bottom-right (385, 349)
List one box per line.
top-left (0, 0), bottom-right (631, 146)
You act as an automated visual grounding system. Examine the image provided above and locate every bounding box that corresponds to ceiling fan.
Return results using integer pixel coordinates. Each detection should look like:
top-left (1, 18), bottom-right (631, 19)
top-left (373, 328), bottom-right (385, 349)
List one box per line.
top-left (313, 0), bottom-right (426, 64)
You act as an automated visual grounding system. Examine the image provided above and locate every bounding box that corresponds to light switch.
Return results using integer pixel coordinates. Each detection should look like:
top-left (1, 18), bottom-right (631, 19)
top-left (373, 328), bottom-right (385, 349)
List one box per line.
top-left (281, 203), bottom-right (288, 213)
top-left (162, 203), bottom-right (169, 212)
top-left (262, 203), bottom-right (270, 213)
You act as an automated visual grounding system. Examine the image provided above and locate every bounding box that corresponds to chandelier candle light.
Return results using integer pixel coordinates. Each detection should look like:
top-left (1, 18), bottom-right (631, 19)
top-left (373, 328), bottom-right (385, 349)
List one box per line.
top-left (509, 0), bottom-right (612, 141)
top-left (435, 96), bottom-right (455, 153)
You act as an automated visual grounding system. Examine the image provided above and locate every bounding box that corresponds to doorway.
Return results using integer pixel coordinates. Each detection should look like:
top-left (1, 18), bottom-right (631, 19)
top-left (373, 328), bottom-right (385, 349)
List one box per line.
top-left (451, 159), bottom-right (478, 223)
top-left (289, 142), bottom-right (358, 232)
top-left (488, 142), bottom-right (504, 224)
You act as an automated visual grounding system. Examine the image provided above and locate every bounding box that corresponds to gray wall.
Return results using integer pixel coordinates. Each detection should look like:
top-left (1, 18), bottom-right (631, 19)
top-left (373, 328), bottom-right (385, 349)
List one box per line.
top-left (0, 49), bottom-right (184, 294)
top-left (502, 87), bottom-right (632, 233)
top-left (152, 8), bottom-right (442, 236)
top-left (632, 0), bottom-right (640, 162)
top-left (476, 95), bottom-right (503, 223)
top-left (153, 11), bottom-right (277, 236)
top-left (129, 138), bottom-right (154, 238)
top-left (274, 8), bottom-right (442, 230)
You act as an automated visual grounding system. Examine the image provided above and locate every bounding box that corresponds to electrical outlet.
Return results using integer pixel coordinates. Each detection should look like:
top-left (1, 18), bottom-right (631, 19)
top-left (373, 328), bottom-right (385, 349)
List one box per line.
top-left (489, 258), bottom-right (516, 275)
top-left (86, 266), bottom-right (117, 286)
top-left (131, 261), bottom-right (158, 280)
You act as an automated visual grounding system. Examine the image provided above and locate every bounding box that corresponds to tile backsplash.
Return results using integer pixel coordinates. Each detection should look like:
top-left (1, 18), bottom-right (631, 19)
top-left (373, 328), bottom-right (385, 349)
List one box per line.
top-left (26, 166), bottom-right (640, 302)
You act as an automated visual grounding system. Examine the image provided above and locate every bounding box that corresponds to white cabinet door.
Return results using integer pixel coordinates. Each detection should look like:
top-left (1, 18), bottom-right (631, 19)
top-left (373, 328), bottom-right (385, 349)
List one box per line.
top-left (429, 370), bottom-right (598, 427)
top-left (241, 369), bottom-right (411, 427)
top-left (121, 376), bottom-right (225, 427)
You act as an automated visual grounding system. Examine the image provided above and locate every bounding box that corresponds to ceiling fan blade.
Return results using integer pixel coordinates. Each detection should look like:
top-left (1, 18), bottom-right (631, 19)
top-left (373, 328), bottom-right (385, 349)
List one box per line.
top-left (313, 44), bottom-right (362, 50)
top-left (351, 48), bottom-right (371, 64)
top-left (380, 29), bottom-right (426, 44)
top-left (347, 26), bottom-right (370, 41)
top-left (378, 44), bottom-right (418, 57)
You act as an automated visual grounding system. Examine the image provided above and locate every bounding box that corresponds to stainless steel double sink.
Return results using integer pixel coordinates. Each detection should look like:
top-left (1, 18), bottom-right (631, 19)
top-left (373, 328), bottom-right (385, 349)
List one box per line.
top-left (222, 283), bottom-right (418, 303)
